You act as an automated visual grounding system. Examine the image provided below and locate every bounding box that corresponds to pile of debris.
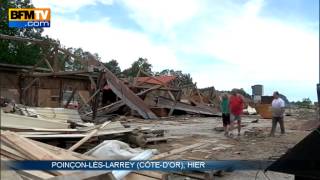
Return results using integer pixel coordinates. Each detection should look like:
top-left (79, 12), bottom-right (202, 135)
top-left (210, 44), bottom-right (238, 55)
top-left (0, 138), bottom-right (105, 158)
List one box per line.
top-left (1, 130), bottom-right (159, 180)
top-left (2, 105), bottom-right (170, 148)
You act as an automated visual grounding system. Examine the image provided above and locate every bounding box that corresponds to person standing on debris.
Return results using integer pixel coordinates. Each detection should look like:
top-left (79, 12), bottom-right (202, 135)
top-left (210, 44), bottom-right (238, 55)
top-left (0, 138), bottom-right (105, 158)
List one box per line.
top-left (229, 90), bottom-right (244, 136)
top-left (270, 91), bottom-right (285, 136)
top-left (220, 94), bottom-right (231, 136)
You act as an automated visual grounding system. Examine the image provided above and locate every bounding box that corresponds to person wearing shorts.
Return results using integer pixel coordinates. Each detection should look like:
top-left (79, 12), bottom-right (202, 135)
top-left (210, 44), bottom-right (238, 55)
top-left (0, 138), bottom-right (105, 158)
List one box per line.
top-left (229, 90), bottom-right (244, 136)
top-left (220, 94), bottom-right (230, 136)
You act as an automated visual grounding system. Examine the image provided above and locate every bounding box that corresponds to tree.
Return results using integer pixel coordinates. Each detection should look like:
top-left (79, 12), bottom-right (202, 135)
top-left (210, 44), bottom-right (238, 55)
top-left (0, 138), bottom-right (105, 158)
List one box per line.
top-left (122, 58), bottom-right (152, 77)
top-left (0, 0), bottom-right (51, 65)
top-left (156, 69), bottom-right (194, 87)
top-left (104, 59), bottom-right (121, 76)
top-left (293, 98), bottom-right (312, 108)
top-left (231, 88), bottom-right (251, 99)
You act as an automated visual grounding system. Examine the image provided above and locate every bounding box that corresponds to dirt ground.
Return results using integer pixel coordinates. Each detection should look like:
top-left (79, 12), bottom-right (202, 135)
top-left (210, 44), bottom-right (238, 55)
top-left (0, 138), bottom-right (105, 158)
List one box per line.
top-left (127, 114), bottom-right (316, 180)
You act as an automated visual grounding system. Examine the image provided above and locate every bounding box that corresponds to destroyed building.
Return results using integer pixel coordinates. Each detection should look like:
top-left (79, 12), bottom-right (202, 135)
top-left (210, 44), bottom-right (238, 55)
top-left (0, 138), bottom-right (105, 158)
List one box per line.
top-left (1, 34), bottom-right (319, 180)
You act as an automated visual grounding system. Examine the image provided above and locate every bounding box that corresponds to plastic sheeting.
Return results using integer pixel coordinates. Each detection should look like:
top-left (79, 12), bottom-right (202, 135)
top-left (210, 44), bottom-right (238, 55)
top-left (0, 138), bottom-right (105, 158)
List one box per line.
top-left (85, 140), bottom-right (143, 160)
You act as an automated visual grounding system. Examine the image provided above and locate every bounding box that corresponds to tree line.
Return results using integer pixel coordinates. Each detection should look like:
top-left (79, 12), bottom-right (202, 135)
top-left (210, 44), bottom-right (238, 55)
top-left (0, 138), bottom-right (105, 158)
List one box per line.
top-left (0, 0), bottom-right (195, 87)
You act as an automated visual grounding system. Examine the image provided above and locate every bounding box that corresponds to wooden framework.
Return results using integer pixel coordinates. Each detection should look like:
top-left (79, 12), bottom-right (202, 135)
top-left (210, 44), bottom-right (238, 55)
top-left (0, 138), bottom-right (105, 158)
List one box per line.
top-left (0, 34), bottom-right (158, 120)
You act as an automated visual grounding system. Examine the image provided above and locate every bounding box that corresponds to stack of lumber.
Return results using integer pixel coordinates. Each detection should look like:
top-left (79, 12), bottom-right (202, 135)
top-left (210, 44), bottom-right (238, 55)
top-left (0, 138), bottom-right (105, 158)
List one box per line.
top-left (0, 131), bottom-right (116, 180)
top-left (31, 107), bottom-right (83, 123)
top-left (1, 107), bottom-right (142, 151)
top-left (1, 106), bottom-right (82, 129)
top-left (1, 110), bottom-right (70, 130)
top-left (1, 108), bottom-right (134, 138)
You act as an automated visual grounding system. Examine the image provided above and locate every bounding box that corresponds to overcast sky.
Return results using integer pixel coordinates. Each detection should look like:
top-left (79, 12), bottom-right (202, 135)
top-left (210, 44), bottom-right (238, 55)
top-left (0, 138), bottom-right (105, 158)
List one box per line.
top-left (32, 0), bottom-right (319, 101)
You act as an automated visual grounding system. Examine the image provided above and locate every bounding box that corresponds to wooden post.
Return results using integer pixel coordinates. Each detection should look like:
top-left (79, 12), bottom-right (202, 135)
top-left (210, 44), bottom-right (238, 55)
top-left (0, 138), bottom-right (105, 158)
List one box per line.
top-left (53, 48), bottom-right (60, 72)
top-left (21, 78), bottom-right (39, 105)
top-left (64, 88), bottom-right (77, 108)
top-left (88, 75), bottom-right (96, 89)
top-left (44, 58), bottom-right (54, 72)
top-left (58, 80), bottom-right (63, 107)
top-left (22, 78), bottom-right (39, 94)
top-left (92, 72), bottom-right (103, 121)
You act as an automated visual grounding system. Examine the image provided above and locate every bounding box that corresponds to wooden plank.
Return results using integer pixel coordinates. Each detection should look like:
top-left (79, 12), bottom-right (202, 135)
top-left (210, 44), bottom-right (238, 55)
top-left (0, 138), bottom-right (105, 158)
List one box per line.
top-left (103, 84), bottom-right (161, 115)
top-left (1, 156), bottom-right (55, 180)
top-left (124, 173), bottom-right (160, 180)
top-left (1, 170), bottom-right (24, 180)
top-left (1, 150), bottom-right (25, 160)
top-left (91, 72), bottom-right (103, 120)
top-left (30, 139), bottom-right (96, 160)
top-left (1, 127), bottom-right (80, 132)
top-left (47, 171), bottom-right (116, 180)
top-left (78, 91), bottom-right (90, 102)
top-left (1, 132), bottom-right (68, 176)
top-left (88, 75), bottom-right (96, 89)
top-left (64, 88), bottom-right (77, 108)
top-left (78, 92), bottom-right (90, 107)
top-left (133, 171), bottom-right (164, 179)
top-left (146, 137), bottom-right (169, 143)
top-left (31, 70), bottom-right (88, 77)
top-left (22, 78), bottom-right (39, 93)
top-left (84, 88), bottom-right (100, 105)
top-left (1, 142), bottom-right (28, 160)
top-left (1, 112), bottom-right (69, 129)
top-left (30, 57), bottom-right (47, 74)
top-left (20, 128), bottom-right (133, 139)
top-left (44, 58), bottom-right (54, 72)
top-left (68, 121), bottom-right (111, 151)
top-left (32, 108), bottom-right (82, 123)
top-left (38, 89), bottom-right (51, 107)
top-left (103, 69), bottom-right (158, 119)
top-left (151, 143), bottom-right (206, 160)
top-left (17, 170), bottom-right (55, 180)
top-left (196, 89), bottom-right (204, 104)
top-left (156, 96), bottom-right (217, 116)
top-left (84, 85), bottom-right (162, 116)
top-left (0, 34), bottom-right (51, 45)
top-left (1, 131), bottom-right (63, 160)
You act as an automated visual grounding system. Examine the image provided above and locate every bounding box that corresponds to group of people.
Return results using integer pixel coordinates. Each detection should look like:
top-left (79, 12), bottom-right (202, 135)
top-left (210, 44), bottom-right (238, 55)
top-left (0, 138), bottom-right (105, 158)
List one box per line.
top-left (220, 91), bottom-right (286, 137)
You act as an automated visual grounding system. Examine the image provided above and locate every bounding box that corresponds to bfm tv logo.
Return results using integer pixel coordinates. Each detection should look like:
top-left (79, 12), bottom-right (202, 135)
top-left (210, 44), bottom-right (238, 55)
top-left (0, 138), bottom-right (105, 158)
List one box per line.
top-left (9, 8), bottom-right (51, 28)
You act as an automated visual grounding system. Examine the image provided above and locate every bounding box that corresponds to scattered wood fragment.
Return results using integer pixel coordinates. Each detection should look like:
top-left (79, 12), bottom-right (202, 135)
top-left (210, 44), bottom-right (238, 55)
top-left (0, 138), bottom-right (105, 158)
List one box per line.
top-left (1, 131), bottom-right (63, 160)
top-left (68, 121), bottom-right (111, 151)
top-left (151, 142), bottom-right (206, 160)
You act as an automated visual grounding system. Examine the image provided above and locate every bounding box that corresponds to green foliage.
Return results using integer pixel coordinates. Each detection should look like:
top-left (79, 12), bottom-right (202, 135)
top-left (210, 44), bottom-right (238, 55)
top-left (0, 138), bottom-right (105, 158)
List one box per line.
top-left (156, 69), bottom-right (194, 87)
top-left (104, 59), bottom-right (121, 76)
top-left (293, 98), bottom-right (312, 108)
top-left (122, 57), bottom-right (152, 77)
top-left (0, 0), bottom-right (46, 65)
top-left (232, 88), bottom-right (251, 99)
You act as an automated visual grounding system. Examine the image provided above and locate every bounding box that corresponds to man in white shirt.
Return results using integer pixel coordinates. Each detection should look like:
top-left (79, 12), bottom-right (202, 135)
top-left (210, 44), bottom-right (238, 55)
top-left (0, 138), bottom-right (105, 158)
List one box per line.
top-left (270, 91), bottom-right (285, 136)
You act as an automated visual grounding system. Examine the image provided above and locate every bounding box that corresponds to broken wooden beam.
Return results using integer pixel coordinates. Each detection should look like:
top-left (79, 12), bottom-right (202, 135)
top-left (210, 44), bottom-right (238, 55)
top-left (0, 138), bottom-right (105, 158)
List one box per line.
top-left (64, 88), bottom-right (77, 108)
top-left (156, 96), bottom-right (218, 116)
top-left (92, 85), bottom-right (163, 116)
top-left (30, 70), bottom-right (89, 77)
top-left (151, 142), bottom-right (206, 160)
top-left (102, 69), bottom-right (158, 119)
top-left (0, 34), bottom-right (53, 45)
top-left (68, 121), bottom-right (111, 151)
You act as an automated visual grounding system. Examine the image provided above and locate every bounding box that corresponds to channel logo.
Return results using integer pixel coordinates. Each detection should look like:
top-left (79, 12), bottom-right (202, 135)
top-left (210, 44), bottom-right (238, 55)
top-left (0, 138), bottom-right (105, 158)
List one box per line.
top-left (8, 8), bottom-right (51, 28)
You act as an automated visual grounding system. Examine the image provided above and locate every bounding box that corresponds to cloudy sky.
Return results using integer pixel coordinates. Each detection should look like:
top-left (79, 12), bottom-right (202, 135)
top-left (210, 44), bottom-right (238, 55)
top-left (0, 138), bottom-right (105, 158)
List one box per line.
top-left (31, 0), bottom-right (319, 101)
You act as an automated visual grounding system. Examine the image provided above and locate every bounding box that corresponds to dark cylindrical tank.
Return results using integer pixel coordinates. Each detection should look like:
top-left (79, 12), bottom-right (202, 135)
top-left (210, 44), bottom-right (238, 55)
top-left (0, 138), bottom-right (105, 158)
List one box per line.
top-left (251, 85), bottom-right (263, 96)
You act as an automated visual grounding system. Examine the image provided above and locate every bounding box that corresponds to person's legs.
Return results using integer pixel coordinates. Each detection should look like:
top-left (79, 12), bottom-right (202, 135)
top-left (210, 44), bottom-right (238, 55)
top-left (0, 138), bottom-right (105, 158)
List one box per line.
top-left (270, 117), bottom-right (278, 136)
top-left (226, 114), bottom-right (230, 136)
top-left (237, 118), bottom-right (241, 136)
top-left (229, 114), bottom-right (234, 134)
top-left (279, 116), bottom-right (285, 134)
top-left (222, 113), bottom-right (227, 135)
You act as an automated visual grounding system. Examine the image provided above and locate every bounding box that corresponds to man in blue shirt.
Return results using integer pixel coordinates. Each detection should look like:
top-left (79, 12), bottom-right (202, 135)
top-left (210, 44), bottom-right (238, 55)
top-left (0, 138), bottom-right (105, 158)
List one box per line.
top-left (220, 94), bottom-right (230, 136)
